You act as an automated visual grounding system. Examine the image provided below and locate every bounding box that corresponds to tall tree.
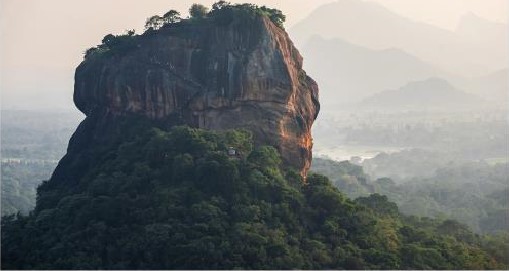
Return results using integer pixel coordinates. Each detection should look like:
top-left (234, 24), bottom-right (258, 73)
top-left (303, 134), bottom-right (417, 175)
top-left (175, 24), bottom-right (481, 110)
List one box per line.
top-left (163, 10), bottom-right (181, 24)
top-left (145, 15), bottom-right (163, 30)
top-left (189, 4), bottom-right (209, 19)
top-left (212, 1), bottom-right (230, 11)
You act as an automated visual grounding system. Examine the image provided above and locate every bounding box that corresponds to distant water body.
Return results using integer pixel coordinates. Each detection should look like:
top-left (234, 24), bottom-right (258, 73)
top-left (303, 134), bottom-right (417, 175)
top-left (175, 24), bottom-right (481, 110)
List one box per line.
top-left (313, 143), bottom-right (405, 162)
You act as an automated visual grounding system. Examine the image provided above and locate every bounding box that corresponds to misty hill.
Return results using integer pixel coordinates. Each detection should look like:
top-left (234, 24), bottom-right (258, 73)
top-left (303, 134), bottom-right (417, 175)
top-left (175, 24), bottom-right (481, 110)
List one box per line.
top-left (466, 68), bottom-right (509, 105)
top-left (301, 36), bottom-right (456, 106)
top-left (359, 78), bottom-right (484, 110)
top-left (290, 0), bottom-right (508, 77)
top-left (312, 156), bottom-right (509, 238)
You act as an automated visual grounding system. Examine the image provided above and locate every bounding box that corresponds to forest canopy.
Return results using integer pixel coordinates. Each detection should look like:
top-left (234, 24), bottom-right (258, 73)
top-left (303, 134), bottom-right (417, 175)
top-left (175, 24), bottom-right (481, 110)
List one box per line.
top-left (1, 121), bottom-right (505, 269)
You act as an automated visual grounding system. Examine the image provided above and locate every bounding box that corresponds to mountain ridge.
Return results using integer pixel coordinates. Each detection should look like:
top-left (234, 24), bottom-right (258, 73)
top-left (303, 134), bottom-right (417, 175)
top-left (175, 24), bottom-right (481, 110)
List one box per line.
top-left (300, 35), bottom-right (458, 106)
top-left (290, 0), bottom-right (507, 77)
top-left (359, 77), bottom-right (484, 110)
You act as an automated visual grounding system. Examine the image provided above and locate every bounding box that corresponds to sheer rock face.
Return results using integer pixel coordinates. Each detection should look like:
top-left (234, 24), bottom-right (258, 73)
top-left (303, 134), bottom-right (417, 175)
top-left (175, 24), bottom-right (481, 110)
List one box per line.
top-left (74, 16), bottom-right (319, 177)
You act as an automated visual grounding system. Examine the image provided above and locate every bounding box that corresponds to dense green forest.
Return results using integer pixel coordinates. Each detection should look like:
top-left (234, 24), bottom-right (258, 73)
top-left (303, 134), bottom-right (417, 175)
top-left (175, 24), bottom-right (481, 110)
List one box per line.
top-left (1, 121), bottom-right (505, 269)
top-left (311, 157), bottom-right (509, 266)
top-left (311, 157), bottom-right (509, 234)
top-left (1, 161), bottom-right (57, 216)
top-left (360, 148), bottom-right (508, 181)
top-left (1, 2), bottom-right (507, 268)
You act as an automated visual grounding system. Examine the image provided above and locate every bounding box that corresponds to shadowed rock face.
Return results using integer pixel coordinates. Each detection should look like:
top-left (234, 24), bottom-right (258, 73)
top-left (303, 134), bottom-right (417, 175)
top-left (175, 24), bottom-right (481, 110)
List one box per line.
top-left (73, 15), bottom-right (319, 177)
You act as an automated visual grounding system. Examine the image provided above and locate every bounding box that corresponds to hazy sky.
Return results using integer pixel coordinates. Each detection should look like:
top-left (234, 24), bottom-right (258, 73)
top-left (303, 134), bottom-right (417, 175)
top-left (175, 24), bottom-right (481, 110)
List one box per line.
top-left (370, 0), bottom-right (507, 28)
top-left (1, 0), bottom-right (507, 110)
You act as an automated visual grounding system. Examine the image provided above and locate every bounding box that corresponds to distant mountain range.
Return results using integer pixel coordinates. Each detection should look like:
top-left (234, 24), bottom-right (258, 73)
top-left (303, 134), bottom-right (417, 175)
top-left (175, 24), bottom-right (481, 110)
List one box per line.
top-left (300, 36), bottom-right (459, 106)
top-left (463, 68), bottom-right (508, 106)
top-left (290, 0), bottom-right (508, 77)
top-left (359, 78), bottom-right (485, 110)
top-left (289, 0), bottom-right (508, 110)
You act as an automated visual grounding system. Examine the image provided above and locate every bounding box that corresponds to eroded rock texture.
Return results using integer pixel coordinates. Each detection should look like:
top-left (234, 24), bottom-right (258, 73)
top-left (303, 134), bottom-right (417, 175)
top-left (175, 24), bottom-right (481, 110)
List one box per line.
top-left (73, 15), bottom-right (319, 177)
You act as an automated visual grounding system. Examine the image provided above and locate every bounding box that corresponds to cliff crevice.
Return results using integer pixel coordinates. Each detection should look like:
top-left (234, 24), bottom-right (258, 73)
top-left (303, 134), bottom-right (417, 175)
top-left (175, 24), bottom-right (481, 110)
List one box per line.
top-left (72, 14), bottom-right (319, 177)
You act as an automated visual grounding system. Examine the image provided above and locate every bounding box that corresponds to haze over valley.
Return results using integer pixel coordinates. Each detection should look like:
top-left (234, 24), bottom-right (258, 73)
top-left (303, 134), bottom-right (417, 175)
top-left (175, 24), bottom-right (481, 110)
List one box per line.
top-left (1, 0), bottom-right (508, 268)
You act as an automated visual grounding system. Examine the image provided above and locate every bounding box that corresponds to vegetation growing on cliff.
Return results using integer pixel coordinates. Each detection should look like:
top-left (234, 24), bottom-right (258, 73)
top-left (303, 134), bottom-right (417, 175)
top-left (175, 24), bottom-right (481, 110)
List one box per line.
top-left (83, 2), bottom-right (285, 60)
top-left (5, 2), bottom-right (505, 269)
top-left (1, 121), bottom-right (505, 269)
top-left (207, 2), bottom-right (286, 28)
top-left (83, 30), bottom-right (137, 59)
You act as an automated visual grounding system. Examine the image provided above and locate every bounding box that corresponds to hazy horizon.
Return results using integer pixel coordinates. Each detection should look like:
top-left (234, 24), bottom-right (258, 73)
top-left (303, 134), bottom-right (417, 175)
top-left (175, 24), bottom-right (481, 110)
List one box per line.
top-left (1, 0), bottom-right (508, 110)
top-left (1, 3), bottom-right (508, 267)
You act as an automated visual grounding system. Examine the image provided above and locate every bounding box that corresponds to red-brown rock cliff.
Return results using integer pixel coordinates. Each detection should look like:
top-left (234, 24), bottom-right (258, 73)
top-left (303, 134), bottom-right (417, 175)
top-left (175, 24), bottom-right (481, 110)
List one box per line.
top-left (74, 15), bottom-right (319, 177)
